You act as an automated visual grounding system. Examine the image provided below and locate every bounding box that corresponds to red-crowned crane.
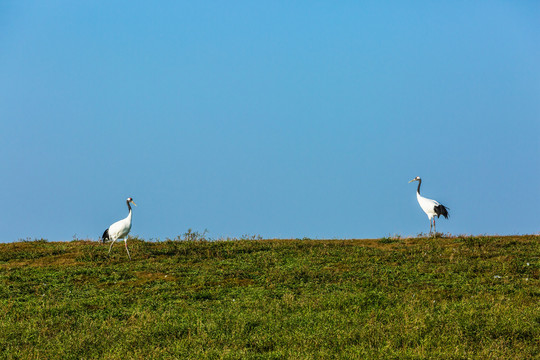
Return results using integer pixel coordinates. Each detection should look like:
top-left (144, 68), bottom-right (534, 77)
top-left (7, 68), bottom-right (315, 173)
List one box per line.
top-left (102, 197), bottom-right (136, 260)
top-left (409, 177), bottom-right (449, 234)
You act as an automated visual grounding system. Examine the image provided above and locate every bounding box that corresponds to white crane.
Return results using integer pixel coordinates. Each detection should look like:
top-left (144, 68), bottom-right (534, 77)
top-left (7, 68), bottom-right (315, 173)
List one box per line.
top-left (102, 197), bottom-right (137, 260)
top-left (409, 177), bottom-right (449, 234)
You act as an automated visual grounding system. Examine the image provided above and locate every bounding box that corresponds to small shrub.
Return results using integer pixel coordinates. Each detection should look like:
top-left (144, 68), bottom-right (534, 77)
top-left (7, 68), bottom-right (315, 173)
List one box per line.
top-left (182, 228), bottom-right (210, 241)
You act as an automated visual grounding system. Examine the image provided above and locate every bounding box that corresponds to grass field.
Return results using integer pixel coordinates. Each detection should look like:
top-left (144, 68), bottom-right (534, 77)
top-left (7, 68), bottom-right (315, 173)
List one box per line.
top-left (0, 234), bottom-right (538, 359)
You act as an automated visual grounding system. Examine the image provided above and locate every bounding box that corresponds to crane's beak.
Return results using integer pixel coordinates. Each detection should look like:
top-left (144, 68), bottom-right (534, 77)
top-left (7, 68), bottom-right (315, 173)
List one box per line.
top-left (408, 179), bottom-right (416, 183)
top-left (131, 201), bottom-right (137, 206)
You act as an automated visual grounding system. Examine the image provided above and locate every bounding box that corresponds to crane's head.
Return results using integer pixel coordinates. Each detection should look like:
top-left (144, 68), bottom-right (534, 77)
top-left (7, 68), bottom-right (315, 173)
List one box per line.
top-left (408, 176), bottom-right (421, 183)
top-left (127, 197), bottom-right (137, 206)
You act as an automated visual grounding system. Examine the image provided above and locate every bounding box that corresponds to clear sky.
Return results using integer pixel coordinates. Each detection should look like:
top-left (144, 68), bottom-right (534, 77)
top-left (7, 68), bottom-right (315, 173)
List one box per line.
top-left (1, 1), bottom-right (539, 242)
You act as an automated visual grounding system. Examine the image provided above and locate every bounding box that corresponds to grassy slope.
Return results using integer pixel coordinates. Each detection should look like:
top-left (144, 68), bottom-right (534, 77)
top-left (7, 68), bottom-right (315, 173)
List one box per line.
top-left (0, 235), bottom-right (539, 359)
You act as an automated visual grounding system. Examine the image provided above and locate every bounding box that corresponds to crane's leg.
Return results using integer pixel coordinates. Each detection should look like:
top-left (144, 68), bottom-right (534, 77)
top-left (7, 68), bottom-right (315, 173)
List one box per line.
top-left (429, 219), bottom-right (433, 235)
top-left (124, 238), bottom-right (132, 260)
top-left (108, 238), bottom-right (117, 254)
top-left (433, 218), bottom-right (436, 234)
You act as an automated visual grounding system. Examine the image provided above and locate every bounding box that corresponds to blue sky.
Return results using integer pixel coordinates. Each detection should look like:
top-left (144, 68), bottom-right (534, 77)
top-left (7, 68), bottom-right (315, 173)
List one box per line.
top-left (1, 1), bottom-right (539, 241)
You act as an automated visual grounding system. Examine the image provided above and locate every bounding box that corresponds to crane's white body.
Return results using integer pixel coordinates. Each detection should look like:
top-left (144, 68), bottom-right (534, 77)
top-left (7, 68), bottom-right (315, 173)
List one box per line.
top-left (416, 192), bottom-right (440, 221)
top-left (107, 210), bottom-right (132, 242)
top-left (104, 198), bottom-right (136, 260)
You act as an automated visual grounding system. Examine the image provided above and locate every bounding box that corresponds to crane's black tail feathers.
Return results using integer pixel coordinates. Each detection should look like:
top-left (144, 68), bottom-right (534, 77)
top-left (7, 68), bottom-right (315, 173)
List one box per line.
top-left (102, 229), bottom-right (110, 244)
top-left (435, 204), bottom-right (449, 219)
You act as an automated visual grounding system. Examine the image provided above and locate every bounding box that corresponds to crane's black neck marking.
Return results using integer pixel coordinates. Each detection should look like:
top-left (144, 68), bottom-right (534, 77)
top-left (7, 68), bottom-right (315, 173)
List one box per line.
top-left (126, 200), bottom-right (132, 212)
top-left (416, 178), bottom-right (422, 195)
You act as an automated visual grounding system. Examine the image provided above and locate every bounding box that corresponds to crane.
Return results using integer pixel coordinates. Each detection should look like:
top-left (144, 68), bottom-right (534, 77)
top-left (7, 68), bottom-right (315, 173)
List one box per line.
top-left (102, 197), bottom-right (136, 260)
top-left (409, 177), bottom-right (449, 234)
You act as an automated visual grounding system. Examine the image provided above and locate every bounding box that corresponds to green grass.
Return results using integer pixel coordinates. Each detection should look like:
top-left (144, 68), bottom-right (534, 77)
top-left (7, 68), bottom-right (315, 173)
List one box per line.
top-left (0, 235), bottom-right (539, 359)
